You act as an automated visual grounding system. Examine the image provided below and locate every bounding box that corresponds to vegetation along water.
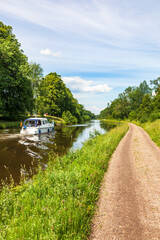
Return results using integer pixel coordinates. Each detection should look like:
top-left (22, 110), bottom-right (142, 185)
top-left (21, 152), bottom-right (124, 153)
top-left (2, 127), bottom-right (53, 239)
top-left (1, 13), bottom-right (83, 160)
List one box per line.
top-left (0, 123), bottom-right (128, 240)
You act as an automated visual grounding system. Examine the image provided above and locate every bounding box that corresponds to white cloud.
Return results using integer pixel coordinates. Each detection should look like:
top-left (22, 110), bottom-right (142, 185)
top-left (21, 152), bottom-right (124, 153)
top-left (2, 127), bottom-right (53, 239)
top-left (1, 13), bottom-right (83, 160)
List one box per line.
top-left (88, 106), bottom-right (102, 114)
top-left (40, 49), bottom-right (62, 57)
top-left (62, 76), bottom-right (112, 94)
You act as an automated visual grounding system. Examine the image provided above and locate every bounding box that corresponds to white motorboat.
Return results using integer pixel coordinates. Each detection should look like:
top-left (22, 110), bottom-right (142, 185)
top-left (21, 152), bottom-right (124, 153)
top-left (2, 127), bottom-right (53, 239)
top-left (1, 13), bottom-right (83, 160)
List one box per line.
top-left (20, 118), bottom-right (54, 135)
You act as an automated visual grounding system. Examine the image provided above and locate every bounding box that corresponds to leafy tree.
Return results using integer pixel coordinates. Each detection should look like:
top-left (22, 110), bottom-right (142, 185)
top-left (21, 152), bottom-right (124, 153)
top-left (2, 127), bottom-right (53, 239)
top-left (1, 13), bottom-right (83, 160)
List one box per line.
top-left (0, 21), bottom-right (33, 119)
top-left (150, 77), bottom-right (160, 94)
top-left (37, 72), bottom-right (67, 117)
top-left (28, 62), bottom-right (43, 98)
top-left (99, 80), bottom-right (151, 121)
top-left (137, 94), bottom-right (152, 122)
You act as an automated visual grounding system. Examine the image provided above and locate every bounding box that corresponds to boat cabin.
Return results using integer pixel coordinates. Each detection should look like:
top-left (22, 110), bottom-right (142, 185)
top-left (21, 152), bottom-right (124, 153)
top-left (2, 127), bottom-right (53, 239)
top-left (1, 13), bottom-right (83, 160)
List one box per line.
top-left (23, 118), bottom-right (49, 127)
top-left (20, 117), bottom-right (54, 135)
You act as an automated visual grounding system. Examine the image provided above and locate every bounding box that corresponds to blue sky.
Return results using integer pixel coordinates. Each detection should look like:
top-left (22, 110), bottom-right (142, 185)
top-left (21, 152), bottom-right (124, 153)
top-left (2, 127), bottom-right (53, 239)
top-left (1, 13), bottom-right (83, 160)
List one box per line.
top-left (1, 0), bottom-right (160, 114)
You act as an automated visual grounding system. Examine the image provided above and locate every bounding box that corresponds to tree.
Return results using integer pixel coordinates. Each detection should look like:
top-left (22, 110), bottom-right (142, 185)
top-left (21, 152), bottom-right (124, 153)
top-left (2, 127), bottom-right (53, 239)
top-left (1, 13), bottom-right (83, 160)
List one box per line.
top-left (137, 94), bottom-right (152, 122)
top-left (99, 80), bottom-right (151, 121)
top-left (37, 72), bottom-right (68, 116)
top-left (28, 62), bottom-right (43, 98)
top-left (0, 21), bottom-right (33, 119)
top-left (150, 77), bottom-right (160, 94)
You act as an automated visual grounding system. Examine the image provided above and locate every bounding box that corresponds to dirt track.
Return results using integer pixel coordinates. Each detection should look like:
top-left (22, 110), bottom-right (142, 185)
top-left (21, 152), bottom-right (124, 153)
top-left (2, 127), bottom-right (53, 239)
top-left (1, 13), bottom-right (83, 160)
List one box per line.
top-left (90, 123), bottom-right (160, 240)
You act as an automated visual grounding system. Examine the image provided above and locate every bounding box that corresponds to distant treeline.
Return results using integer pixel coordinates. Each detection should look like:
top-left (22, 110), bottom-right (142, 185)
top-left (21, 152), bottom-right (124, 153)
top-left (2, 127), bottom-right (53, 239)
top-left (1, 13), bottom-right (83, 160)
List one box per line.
top-left (99, 79), bottom-right (160, 123)
top-left (0, 21), bottom-right (95, 122)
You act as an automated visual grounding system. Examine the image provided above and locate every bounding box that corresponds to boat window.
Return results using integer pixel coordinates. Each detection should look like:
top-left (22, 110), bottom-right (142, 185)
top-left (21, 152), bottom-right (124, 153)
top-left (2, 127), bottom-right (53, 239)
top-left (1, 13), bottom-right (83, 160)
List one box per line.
top-left (24, 120), bottom-right (36, 127)
top-left (37, 120), bottom-right (41, 126)
top-left (30, 121), bottom-right (35, 127)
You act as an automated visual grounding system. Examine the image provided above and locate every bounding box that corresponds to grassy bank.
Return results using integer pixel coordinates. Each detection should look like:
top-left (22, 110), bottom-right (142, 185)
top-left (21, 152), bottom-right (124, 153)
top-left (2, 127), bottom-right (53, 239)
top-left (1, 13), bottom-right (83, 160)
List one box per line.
top-left (141, 119), bottom-right (160, 147)
top-left (0, 123), bottom-right (128, 240)
top-left (0, 120), bottom-right (21, 129)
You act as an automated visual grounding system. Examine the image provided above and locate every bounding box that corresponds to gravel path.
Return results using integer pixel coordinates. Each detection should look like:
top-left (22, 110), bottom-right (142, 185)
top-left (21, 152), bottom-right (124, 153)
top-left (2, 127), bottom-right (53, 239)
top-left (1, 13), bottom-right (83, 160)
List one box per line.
top-left (90, 123), bottom-right (160, 240)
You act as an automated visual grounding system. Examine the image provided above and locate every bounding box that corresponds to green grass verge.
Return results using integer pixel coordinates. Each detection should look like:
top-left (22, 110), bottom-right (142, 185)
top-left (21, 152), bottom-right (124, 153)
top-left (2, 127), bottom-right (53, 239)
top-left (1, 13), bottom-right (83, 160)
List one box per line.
top-left (141, 119), bottom-right (160, 147)
top-left (0, 123), bottom-right (128, 240)
top-left (0, 120), bottom-right (21, 129)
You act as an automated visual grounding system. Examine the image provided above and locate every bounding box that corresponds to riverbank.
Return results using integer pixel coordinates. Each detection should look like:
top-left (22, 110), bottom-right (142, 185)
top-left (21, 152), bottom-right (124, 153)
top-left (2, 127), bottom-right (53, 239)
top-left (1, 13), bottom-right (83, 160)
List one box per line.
top-left (0, 120), bottom-right (20, 129)
top-left (0, 123), bottom-right (128, 240)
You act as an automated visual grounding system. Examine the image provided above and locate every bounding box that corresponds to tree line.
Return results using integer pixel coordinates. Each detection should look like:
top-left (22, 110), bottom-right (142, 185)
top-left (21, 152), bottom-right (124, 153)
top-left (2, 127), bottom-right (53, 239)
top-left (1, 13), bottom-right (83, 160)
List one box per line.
top-left (0, 21), bottom-right (95, 122)
top-left (99, 79), bottom-right (160, 123)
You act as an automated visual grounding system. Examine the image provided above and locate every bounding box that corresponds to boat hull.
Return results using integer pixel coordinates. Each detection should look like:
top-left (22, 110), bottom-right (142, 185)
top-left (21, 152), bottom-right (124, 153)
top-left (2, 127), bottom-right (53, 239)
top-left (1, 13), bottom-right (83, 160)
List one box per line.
top-left (20, 125), bottom-right (54, 135)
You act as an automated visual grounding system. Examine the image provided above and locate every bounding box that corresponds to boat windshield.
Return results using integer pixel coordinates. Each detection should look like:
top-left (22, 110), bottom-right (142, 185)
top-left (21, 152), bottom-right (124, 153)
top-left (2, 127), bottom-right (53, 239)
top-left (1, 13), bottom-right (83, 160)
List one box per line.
top-left (42, 120), bottom-right (49, 125)
top-left (24, 120), bottom-right (36, 127)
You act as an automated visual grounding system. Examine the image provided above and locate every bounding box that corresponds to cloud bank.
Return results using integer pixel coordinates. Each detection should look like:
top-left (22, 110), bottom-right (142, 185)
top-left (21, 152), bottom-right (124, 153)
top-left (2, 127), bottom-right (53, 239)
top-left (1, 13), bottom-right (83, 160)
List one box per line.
top-left (62, 76), bottom-right (112, 94)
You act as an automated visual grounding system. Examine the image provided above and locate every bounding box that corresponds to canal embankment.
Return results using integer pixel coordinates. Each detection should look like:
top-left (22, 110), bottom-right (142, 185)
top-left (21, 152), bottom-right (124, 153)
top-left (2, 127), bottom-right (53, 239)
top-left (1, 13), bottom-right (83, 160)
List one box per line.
top-left (0, 123), bottom-right (128, 240)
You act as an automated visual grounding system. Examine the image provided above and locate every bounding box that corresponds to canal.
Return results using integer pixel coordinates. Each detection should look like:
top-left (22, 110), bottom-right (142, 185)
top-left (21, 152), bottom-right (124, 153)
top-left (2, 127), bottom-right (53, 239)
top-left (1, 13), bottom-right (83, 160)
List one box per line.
top-left (0, 120), bottom-right (116, 185)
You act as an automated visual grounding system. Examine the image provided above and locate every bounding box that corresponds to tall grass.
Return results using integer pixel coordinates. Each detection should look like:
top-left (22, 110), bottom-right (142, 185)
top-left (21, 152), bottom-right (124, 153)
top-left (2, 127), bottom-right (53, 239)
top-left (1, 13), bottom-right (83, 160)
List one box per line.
top-left (0, 124), bottom-right (128, 240)
top-left (141, 119), bottom-right (160, 147)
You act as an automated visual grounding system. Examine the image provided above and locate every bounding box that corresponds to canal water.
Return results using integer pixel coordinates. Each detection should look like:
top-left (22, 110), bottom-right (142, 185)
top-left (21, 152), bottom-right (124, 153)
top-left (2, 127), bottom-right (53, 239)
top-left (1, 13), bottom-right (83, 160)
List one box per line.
top-left (0, 120), bottom-right (116, 185)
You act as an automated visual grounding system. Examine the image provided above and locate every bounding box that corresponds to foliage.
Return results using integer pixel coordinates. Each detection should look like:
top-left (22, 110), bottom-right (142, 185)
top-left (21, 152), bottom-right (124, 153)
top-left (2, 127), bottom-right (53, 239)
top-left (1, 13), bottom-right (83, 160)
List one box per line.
top-left (141, 119), bottom-right (160, 147)
top-left (62, 111), bottom-right (78, 124)
top-left (0, 120), bottom-right (21, 129)
top-left (0, 21), bottom-right (33, 119)
top-left (99, 79), bottom-right (160, 123)
top-left (28, 62), bottom-right (43, 112)
top-left (0, 123), bottom-right (128, 240)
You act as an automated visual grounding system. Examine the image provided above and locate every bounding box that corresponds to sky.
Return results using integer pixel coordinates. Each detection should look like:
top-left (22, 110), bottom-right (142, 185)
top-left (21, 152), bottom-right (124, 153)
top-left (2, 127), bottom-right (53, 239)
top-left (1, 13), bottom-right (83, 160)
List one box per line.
top-left (1, 0), bottom-right (160, 114)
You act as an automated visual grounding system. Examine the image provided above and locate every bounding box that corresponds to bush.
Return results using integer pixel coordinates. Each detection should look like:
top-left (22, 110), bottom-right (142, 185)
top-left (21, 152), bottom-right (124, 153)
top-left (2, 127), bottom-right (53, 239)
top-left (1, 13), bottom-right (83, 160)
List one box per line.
top-left (139, 115), bottom-right (149, 123)
top-left (149, 111), bottom-right (160, 122)
top-left (62, 111), bottom-right (78, 124)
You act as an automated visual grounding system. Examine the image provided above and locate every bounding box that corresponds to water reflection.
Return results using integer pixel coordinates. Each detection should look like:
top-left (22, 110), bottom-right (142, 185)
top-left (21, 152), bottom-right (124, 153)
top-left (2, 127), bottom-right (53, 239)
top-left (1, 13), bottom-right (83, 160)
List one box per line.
top-left (0, 120), bottom-right (116, 185)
